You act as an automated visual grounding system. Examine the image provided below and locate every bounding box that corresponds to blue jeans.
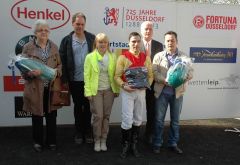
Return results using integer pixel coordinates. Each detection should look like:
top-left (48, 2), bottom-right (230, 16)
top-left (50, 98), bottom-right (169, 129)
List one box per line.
top-left (152, 93), bottom-right (183, 148)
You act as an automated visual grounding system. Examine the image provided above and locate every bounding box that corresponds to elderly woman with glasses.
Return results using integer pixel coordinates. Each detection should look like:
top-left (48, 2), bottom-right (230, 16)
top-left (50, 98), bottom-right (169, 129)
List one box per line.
top-left (21, 19), bottom-right (62, 152)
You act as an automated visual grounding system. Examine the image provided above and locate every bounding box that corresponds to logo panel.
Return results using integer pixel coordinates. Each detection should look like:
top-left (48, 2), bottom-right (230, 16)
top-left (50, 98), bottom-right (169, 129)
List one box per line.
top-left (190, 47), bottom-right (237, 63)
top-left (15, 96), bottom-right (32, 118)
top-left (193, 15), bottom-right (204, 29)
top-left (103, 7), bottom-right (119, 26)
top-left (4, 76), bottom-right (24, 92)
top-left (11, 0), bottom-right (70, 30)
top-left (192, 15), bottom-right (237, 31)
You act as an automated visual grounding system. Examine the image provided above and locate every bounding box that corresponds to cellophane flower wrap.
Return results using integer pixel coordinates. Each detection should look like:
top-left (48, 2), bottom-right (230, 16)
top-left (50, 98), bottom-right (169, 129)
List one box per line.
top-left (13, 55), bottom-right (56, 81)
top-left (166, 56), bottom-right (193, 88)
top-left (124, 67), bottom-right (150, 89)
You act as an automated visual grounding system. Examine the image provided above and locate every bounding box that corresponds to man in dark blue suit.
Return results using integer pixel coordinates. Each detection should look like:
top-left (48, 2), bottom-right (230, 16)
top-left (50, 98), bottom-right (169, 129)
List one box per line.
top-left (140, 21), bottom-right (163, 144)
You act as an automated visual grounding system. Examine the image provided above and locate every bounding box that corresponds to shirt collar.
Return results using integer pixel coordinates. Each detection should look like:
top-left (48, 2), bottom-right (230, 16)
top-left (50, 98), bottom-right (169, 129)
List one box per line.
top-left (165, 48), bottom-right (178, 57)
top-left (34, 39), bottom-right (50, 49)
top-left (72, 33), bottom-right (86, 44)
top-left (142, 39), bottom-right (152, 47)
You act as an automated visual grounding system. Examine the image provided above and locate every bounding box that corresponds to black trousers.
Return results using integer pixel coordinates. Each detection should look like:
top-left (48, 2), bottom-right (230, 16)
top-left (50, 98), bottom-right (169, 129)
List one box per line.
top-left (145, 83), bottom-right (156, 137)
top-left (32, 87), bottom-right (57, 146)
top-left (69, 81), bottom-right (91, 135)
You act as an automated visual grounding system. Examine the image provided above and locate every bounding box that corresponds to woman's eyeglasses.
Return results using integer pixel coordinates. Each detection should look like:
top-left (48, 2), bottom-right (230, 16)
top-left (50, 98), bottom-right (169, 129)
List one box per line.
top-left (36, 29), bottom-right (50, 33)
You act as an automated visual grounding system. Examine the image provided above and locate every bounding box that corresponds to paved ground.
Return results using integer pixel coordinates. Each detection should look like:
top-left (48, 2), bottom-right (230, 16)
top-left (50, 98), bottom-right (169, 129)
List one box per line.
top-left (0, 118), bottom-right (239, 165)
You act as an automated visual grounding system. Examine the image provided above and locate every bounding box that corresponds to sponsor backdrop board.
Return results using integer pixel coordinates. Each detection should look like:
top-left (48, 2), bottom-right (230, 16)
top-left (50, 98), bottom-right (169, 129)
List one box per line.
top-left (1, 0), bottom-right (240, 126)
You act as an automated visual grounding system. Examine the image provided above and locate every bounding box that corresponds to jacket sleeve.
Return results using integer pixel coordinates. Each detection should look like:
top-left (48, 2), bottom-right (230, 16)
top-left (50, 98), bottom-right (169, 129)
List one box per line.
top-left (151, 40), bottom-right (163, 60)
top-left (21, 44), bottom-right (35, 80)
top-left (55, 49), bottom-right (62, 78)
top-left (179, 51), bottom-right (194, 81)
top-left (145, 56), bottom-right (153, 86)
top-left (187, 67), bottom-right (194, 80)
top-left (114, 55), bottom-right (125, 87)
top-left (50, 43), bottom-right (62, 78)
top-left (111, 53), bottom-right (120, 93)
top-left (59, 38), bottom-right (68, 83)
top-left (84, 54), bottom-right (92, 97)
top-left (152, 53), bottom-right (167, 84)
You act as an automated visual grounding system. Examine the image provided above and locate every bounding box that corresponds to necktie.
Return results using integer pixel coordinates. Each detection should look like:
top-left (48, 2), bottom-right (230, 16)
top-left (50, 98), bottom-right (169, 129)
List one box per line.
top-left (146, 42), bottom-right (150, 56)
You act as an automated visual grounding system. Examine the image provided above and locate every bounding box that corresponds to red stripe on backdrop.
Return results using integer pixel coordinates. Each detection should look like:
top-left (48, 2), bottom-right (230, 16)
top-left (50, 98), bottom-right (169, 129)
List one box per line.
top-left (3, 76), bottom-right (24, 92)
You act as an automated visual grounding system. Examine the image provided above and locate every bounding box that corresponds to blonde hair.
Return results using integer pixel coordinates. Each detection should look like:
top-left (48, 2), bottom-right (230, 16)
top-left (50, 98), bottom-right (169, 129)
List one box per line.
top-left (93, 33), bottom-right (111, 52)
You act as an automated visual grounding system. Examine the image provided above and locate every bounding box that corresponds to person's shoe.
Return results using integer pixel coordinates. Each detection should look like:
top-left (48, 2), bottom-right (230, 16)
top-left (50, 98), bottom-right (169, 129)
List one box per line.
top-left (100, 139), bottom-right (107, 151)
top-left (33, 143), bottom-right (43, 152)
top-left (94, 140), bottom-right (101, 152)
top-left (74, 133), bottom-right (83, 144)
top-left (168, 146), bottom-right (183, 154)
top-left (48, 144), bottom-right (57, 151)
top-left (120, 142), bottom-right (129, 159)
top-left (85, 133), bottom-right (94, 144)
top-left (131, 143), bottom-right (141, 157)
top-left (152, 146), bottom-right (160, 154)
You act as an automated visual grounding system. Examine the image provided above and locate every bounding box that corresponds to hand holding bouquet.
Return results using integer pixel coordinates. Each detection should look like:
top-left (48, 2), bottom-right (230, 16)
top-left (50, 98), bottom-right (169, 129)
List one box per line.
top-left (166, 56), bottom-right (193, 88)
top-left (10, 55), bottom-right (56, 81)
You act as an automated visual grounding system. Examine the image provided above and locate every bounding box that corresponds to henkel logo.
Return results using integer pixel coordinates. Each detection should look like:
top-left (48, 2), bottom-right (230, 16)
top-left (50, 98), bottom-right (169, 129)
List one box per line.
top-left (11, 0), bottom-right (70, 30)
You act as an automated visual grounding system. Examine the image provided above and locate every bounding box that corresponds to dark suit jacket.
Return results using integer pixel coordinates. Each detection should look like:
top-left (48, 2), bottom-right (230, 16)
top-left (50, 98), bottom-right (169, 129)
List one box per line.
top-left (143, 39), bottom-right (163, 95)
top-left (142, 39), bottom-right (163, 62)
top-left (150, 39), bottom-right (163, 62)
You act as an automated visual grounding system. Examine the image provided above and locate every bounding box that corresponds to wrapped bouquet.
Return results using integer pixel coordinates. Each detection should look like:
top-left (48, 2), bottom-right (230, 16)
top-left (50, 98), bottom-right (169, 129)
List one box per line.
top-left (9, 55), bottom-right (56, 81)
top-left (166, 56), bottom-right (193, 88)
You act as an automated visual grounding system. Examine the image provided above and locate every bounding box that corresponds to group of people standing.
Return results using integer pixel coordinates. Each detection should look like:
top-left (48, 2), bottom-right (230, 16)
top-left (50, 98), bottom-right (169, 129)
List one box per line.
top-left (21, 12), bottom-right (193, 158)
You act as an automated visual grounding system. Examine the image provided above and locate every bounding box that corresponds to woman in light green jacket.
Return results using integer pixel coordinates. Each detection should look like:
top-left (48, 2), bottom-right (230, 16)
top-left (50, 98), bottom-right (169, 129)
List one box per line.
top-left (84, 33), bottom-right (119, 152)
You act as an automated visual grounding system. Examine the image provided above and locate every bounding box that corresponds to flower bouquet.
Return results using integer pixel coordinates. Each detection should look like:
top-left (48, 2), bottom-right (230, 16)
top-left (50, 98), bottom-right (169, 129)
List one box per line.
top-left (11, 55), bottom-right (56, 81)
top-left (166, 56), bottom-right (193, 88)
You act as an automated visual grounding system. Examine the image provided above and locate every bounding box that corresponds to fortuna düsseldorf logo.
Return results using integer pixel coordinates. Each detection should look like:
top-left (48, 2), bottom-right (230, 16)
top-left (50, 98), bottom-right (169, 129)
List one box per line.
top-left (193, 15), bottom-right (237, 30)
top-left (11, 0), bottom-right (70, 30)
top-left (193, 15), bottom-right (204, 29)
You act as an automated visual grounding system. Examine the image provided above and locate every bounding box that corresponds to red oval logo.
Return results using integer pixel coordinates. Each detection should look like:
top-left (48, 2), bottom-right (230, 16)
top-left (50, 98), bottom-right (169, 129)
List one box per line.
top-left (11, 0), bottom-right (70, 30)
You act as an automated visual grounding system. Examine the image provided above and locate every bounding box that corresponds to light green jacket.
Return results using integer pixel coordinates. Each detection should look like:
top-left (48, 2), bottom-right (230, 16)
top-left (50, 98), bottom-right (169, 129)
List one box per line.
top-left (84, 50), bottom-right (120, 97)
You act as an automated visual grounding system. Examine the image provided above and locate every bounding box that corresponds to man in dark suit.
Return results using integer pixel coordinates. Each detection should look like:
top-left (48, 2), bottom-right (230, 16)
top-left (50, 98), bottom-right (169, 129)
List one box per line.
top-left (140, 21), bottom-right (163, 143)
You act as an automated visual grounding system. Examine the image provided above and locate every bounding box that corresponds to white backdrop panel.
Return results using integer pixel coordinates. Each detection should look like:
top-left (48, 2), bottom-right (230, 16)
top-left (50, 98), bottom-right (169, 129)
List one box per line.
top-left (0, 0), bottom-right (240, 126)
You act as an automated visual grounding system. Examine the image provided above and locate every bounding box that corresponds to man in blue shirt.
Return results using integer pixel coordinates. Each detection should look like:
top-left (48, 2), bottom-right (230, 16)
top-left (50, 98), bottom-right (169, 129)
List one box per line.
top-left (59, 12), bottom-right (95, 144)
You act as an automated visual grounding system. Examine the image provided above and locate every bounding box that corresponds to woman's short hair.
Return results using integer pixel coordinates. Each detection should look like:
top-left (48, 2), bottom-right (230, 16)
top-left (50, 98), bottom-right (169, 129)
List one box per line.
top-left (33, 19), bottom-right (50, 34)
top-left (93, 33), bottom-right (110, 52)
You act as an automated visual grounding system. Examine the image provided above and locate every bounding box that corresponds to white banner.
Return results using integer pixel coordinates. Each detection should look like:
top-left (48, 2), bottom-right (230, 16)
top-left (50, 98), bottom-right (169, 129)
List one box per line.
top-left (1, 0), bottom-right (240, 126)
